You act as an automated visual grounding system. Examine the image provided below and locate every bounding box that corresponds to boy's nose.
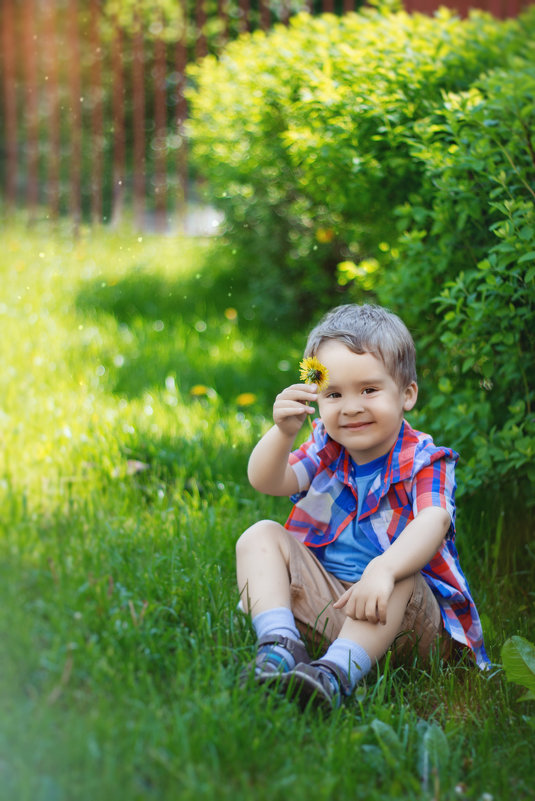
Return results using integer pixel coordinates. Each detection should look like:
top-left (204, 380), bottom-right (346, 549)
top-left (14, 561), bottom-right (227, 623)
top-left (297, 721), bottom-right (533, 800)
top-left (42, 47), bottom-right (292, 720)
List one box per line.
top-left (341, 396), bottom-right (364, 415)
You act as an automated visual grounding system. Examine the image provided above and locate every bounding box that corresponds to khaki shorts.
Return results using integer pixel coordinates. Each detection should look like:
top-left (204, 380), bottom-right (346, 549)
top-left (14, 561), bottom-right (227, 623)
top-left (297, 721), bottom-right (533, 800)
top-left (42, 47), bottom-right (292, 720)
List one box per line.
top-left (285, 533), bottom-right (452, 664)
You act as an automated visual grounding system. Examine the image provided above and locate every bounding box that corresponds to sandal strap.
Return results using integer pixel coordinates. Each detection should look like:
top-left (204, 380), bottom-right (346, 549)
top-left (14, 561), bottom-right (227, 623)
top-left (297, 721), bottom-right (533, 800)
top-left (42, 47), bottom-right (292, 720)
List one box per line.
top-left (256, 634), bottom-right (310, 665)
top-left (310, 658), bottom-right (352, 696)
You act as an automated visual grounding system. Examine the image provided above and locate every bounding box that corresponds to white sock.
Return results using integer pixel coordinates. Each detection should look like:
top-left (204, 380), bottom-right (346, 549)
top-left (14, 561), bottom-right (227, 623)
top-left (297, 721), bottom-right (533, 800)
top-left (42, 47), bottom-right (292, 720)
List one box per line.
top-left (321, 638), bottom-right (372, 691)
top-left (252, 606), bottom-right (301, 642)
top-left (252, 607), bottom-right (303, 672)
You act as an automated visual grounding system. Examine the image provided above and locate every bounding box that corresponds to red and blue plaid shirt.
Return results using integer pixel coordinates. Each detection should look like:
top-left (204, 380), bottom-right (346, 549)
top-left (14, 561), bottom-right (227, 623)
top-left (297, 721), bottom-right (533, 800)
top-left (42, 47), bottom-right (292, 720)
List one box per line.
top-left (285, 419), bottom-right (489, 668)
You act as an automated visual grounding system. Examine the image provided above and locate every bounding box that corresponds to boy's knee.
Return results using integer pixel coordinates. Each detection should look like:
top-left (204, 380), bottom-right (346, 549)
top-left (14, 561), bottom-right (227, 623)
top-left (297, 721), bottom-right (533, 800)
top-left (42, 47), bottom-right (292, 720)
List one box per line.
top-left (235, 519), bottom-right (286, 557)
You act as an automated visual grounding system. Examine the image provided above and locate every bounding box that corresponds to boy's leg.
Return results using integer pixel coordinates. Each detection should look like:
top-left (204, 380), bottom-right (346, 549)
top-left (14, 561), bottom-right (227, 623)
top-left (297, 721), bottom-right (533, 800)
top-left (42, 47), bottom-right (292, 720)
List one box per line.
top-left (285, 577), bottom-right (415, 710)
top-left (337, 575), bottom-right (415, 662)
top-left (236, 520), bottom-right (310, 679)
top-left (236, 519), bottom-right (294, 616)
top-left (390, 573), bottom-right (452, 664)
top-left (236, 527), bottom-right (446, 705)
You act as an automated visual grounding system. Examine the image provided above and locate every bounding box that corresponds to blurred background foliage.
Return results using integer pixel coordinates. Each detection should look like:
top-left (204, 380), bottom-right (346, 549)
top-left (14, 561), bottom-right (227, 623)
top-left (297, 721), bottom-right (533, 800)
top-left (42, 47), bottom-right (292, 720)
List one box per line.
top-left (187, 2), bottom-right (535, 497)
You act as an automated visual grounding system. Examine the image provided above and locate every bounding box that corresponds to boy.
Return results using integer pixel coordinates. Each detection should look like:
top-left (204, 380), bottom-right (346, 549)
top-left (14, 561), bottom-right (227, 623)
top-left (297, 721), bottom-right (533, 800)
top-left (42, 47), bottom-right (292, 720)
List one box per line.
top-left (236, 304), bottom-right (488, 710)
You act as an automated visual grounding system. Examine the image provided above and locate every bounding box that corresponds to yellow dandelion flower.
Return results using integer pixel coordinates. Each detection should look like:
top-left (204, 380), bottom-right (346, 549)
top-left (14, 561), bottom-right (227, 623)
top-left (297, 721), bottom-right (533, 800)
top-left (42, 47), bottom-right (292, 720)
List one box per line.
top-left (299, 356), bottom-right (329, 391)
top-left (190, 384), bottom-right (209, 396)
top-left (236, 392), bottom-right (257, 406)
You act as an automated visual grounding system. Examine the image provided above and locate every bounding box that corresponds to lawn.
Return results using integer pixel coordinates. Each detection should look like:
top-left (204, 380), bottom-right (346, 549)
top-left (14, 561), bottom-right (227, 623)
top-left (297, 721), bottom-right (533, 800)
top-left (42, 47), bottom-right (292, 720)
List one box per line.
top-left (0, 219), bottom-right (533, 801)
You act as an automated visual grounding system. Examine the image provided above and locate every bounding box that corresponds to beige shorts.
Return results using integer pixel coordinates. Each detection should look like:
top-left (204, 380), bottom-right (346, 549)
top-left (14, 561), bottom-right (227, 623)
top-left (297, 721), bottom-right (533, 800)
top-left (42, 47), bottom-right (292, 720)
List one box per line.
top-left (285, 532), bottom-right (452, 664)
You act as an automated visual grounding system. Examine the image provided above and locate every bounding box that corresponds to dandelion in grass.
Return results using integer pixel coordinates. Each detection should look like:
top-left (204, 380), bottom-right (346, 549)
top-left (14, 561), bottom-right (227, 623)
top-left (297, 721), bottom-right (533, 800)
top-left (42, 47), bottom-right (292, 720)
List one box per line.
top-left (190, 384), bottom-right (209, 396)
top-left (299, 356), bottom-right (329, 391)
top-left (236, 392), bottom-right (256, 407)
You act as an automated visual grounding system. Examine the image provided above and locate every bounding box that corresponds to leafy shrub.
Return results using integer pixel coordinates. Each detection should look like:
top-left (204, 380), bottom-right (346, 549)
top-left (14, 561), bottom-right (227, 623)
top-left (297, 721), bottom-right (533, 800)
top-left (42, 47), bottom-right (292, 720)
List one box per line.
top-left (187, 3), bottom-right (532, 322)
top-left (389, 64), bottom-right (535, 494)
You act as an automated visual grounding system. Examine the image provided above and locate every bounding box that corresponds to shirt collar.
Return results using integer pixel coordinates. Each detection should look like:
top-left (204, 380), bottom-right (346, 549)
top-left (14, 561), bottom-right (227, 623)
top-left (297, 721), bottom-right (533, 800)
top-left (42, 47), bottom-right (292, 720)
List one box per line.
top-left (316, 419), bottom-right (418, 489)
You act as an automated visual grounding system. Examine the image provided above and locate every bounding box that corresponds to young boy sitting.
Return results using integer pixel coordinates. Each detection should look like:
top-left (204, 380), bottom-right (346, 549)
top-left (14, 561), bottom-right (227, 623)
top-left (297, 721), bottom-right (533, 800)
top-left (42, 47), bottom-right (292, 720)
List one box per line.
top-left (236, 303), bottom-right (488, 710)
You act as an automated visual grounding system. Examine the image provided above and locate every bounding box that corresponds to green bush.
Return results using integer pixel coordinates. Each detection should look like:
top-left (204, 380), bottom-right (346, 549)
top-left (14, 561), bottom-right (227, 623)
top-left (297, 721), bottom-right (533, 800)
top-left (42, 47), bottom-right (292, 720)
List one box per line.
top-left (187, 3), bottom-right (532, 322)
top-left (392, 64), bottom-right (535, 494)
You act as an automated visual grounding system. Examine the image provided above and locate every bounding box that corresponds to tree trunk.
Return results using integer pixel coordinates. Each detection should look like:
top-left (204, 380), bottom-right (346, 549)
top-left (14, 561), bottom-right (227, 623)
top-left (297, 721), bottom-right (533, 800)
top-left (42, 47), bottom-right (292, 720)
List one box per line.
top-left (132, 15), bottom-right (146, 228)
top-left (2, 0), bottom-right (18, 208)
top-left (111, 18), bottom-right (126, 227)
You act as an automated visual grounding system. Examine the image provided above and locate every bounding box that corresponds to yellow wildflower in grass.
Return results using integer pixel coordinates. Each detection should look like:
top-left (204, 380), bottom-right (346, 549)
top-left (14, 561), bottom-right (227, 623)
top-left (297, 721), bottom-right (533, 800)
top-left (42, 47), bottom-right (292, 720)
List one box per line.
top-left (236, 392), bottom-right (257, 406)
top-left (190, 384), bottom-right (209, 396)
top-left (299, 356), bottom-right (329, 391)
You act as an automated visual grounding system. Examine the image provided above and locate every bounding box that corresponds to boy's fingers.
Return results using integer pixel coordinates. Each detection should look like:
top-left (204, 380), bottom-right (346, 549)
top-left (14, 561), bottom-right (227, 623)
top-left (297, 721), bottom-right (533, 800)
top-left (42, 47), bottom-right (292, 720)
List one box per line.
top-left (360, 595), bottom-right (383, 624)
top-left (275, 403), bottom-right (314, 417)
top-left (377, 597), bottom-right (388, 625)
top-left (277, 385), bottom-right (318, 400)
top-left (333, 588), bottom-right (351, 609)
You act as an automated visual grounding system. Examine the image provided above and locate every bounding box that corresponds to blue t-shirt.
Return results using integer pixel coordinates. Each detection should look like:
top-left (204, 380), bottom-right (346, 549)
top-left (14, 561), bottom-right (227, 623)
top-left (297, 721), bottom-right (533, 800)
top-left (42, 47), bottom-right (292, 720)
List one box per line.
top-left (315, 452), bottom-right (386, 582)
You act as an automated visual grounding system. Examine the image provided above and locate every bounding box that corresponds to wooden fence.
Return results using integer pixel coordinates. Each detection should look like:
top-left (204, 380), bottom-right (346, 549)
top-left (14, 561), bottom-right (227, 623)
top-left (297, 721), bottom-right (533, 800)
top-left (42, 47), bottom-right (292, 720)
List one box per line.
top-left (0, 0), bottom-right (530, 231)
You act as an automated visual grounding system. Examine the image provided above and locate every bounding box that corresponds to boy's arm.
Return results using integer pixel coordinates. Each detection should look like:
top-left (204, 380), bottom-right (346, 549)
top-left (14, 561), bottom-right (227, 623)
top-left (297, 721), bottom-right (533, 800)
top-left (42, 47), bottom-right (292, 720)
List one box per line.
top-left (334, 506), bottom-right (451, 624)
top-left (247, 383), bottom-right (318, 496)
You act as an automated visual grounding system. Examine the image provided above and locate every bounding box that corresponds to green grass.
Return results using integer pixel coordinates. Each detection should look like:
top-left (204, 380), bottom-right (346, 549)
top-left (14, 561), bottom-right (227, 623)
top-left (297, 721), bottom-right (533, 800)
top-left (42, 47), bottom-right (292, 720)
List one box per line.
top-left (0, 217), bottom-right (534, 801)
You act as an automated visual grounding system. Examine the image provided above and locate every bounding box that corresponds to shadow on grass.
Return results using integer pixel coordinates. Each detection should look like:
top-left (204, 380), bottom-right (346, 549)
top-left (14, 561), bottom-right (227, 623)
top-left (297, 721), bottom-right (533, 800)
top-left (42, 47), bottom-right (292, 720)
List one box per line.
top-left (75, 252), bottom-right (302, 404)
top-left (73, 247), bottom-right (307, 484)
top-left (76, 266), bottom-right (207, 324)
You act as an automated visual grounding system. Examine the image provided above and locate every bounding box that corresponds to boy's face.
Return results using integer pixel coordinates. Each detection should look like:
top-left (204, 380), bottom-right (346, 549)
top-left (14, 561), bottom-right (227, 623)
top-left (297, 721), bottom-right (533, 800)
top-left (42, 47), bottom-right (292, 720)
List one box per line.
top-left (315, 340), bottom-right (417, 465)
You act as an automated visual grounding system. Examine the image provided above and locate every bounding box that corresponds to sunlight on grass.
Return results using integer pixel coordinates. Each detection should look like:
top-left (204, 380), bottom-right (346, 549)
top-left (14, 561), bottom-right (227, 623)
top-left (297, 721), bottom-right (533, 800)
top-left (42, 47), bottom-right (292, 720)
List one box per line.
top-left (0, 219), bottom-right (299, 506)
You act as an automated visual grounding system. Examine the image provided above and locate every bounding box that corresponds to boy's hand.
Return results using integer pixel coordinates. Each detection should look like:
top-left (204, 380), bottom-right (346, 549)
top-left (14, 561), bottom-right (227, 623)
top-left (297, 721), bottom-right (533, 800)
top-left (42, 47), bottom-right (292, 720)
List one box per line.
top-left (333, 559), bottom-right (395, 625)
top-left (273, 383), bottom-right (318, 437)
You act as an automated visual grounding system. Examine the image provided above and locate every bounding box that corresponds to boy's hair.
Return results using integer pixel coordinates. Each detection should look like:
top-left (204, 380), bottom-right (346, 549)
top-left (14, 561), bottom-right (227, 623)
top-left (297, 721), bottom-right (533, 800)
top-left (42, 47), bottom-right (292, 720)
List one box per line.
top-left (304, 304), bottom-right (417, 388)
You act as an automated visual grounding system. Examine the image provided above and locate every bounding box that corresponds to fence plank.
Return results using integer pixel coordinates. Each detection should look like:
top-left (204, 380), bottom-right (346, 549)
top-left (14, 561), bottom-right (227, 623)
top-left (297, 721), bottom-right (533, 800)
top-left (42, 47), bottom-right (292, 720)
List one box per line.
top-left (132, 14), bottom-right (146, 228)
top-left (0, 0), bottom-right (529, 224)
top-left (239, 0), bottom-right (250, 31)
top-left (68, 0), bottom-right (82, 226)
top-left (111, 18), bottom-right (126, 226)
top-left (90, 0), bottom-right (103, 224)
top-left (2, 0), bottom-right (18, 208)
top-left (43, 0), bottom-right (61, 218)
top-left (22, 0), bottom-right (39, 213)
top-left (176, 1), bottom-right (189, 226)
top-left (196, 0), bottom-right (208, 59)
top-left (154, 30), bottom-right (168, 231)
top-left (259, 0), bottom-right (270, 29)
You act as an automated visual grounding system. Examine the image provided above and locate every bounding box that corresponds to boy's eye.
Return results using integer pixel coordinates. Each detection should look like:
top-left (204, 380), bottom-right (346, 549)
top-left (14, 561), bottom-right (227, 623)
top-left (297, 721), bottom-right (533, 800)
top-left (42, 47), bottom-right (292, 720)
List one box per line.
top-left (326, 391), bottom-right (341, 399)
top-left (363, 387), bottom-right (378, 395)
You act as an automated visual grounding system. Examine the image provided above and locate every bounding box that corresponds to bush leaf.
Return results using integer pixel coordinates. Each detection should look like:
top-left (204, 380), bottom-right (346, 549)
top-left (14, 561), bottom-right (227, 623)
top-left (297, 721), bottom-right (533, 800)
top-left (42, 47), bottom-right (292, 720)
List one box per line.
top-left (501, 636), bottom-right (535, 700)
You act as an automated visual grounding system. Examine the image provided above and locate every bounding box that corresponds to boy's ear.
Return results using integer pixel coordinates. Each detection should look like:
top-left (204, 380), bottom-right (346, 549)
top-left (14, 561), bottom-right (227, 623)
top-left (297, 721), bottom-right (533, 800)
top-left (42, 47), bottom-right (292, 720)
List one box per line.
top-left (403, 381), bottom-right (418, 411)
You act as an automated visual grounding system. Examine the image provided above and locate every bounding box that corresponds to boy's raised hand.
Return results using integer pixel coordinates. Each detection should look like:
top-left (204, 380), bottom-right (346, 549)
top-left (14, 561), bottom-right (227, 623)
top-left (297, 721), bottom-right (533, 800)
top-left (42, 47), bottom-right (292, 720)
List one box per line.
top-left (273, 383), bottom-right (318, 438)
